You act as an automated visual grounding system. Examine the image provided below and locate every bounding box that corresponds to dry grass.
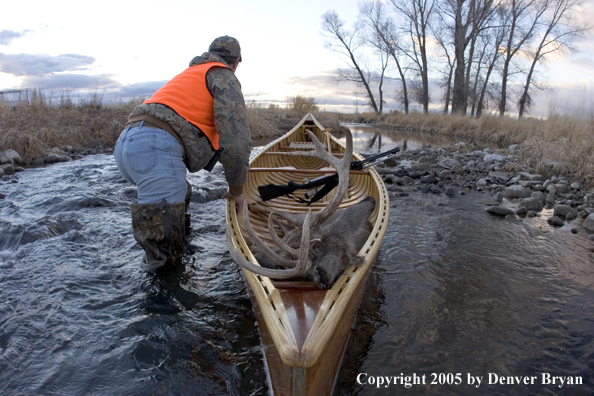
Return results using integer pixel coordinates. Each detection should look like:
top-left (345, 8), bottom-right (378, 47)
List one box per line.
top-left (2, 92), bottom-right (593, 188)
top-left (245, 98), bottom-right (348, 144)
top-left (0, 92), bottom-right (346, 159)
top-left (0, 91), bottom-right (138, 159)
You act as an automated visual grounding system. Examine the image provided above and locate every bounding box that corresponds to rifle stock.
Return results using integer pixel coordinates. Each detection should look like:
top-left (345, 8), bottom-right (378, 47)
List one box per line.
top-left (258, 174), bottom-right (338, 203)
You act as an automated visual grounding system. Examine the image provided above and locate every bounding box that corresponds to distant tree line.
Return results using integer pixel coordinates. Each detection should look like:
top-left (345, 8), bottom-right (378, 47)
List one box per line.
top-left (321, 0), bottom-right (590, 118)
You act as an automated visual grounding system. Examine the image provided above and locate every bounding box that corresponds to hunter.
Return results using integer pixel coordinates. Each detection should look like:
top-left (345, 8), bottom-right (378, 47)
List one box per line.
top-left (114, 36), bottom-right (252, 272)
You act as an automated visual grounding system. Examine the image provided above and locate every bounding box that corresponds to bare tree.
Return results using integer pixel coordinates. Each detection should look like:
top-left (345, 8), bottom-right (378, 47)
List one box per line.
top-left (469, 43), bottom-right (488, 116)
top-left (441, 0), bottom-right (498, 115)
top-left (432, 11), bottom-right (457, 114)
top-left (517, 0), bottom-right (589, 118)
top-left (388, 0), bottom-right (436, 114)
top-left (322, 10), bottom-right (381, 113)
top-left (476, 5), bottom-right (508, 117)
top-left (359, 1), bottom-right (411, 113)
top-left (498, 0), bottom-right (548, 116)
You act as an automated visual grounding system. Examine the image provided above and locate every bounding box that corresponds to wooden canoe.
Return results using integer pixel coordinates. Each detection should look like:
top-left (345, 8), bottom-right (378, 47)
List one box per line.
top-left (225, 113), bottom-right (389, 395)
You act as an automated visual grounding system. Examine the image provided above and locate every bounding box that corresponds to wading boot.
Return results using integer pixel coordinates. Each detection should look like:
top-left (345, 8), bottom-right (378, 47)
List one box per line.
top-left (130, 199), bottom-right (186, 272)
top-left (185, 179), bottom-right (192, 234)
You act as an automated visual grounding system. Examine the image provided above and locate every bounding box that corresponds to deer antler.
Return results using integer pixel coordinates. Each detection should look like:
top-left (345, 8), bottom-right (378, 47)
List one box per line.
top-left (288, 129), bottom-right (353, 226)
top-left (227, 209), bottom-right (314, 279)
top-left (242, 205), bottom-right (298, 269)
top-left (267, 213), bottom-right (300, 258)
top-left (227, 128), bottom-right (353, 282)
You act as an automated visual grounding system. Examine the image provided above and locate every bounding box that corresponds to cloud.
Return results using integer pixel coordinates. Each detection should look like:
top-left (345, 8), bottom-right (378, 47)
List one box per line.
top-left (22, 73), bottom-right (120, 90)
top-left (0, 53), bottom-right (96, 76)
top-left (571, 57), bottom-right (594, 70)
top-left (113, 81), bottom-right (167, 98)
top-left (0, 30), bottom-right (29, 45)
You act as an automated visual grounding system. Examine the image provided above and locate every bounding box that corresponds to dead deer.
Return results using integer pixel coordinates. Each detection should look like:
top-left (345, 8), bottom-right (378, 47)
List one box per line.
top-left (226, 129), bottom-right (375, 289)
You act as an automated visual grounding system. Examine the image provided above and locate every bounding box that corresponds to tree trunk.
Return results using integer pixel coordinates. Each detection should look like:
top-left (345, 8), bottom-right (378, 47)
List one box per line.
top-left (451, 0), bottom-right (469, 115)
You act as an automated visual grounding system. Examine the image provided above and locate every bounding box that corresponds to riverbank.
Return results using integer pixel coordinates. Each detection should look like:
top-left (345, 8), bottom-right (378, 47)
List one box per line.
top-left (2, 98), bottom-right (593, 212)
top-left (350, 111), bottom-right (594, 190)
top-left (2, 98), bottom-right (592, 186)
top-left (373, 143), bottom-right (594, 237)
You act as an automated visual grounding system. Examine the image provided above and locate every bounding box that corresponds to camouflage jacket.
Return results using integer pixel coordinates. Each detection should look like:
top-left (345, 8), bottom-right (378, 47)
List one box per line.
top-left (129, 52), bottom-right (252, 195)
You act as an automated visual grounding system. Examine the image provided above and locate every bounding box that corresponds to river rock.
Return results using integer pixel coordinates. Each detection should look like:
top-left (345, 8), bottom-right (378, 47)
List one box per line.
top-left (570, 182), bottom-right (581, 190)
top-left (450, 165), bottom-right (463, 175)
top-left (0, 168), bottom-right (4, 178)
top-left (438, 170), bottom-right (450, 179)
top-left (488, 171), bottom-right (509, 183)
top-left (400, 176), bottom-right (414, 185)
top-left (554, 183), bottom-right (570, 194)
top-left (374, 166), bottom-right (397, 174)
top-left (409, 162), bottom-right (431, 171)
top-left (486, 206), bottom-right (515, 216)
top-left (554, 204), bottom-right (578, 219)
top-left (0, 149), bottom-right (23, 166)
top-left (383, 158), bottom-right (398, 167)
top-left (532, 184), bottom-right (545, 191)
top-left (43, 152), bottom-right (72, 164)
top-left (519, 172), bottom-right (543, 182)
top-left (80, 197), bottom-right (118, 208)
top-left (516, 206), bottom-right (528, 215)
top-left (383, 175), bottom-right (398, 184)
top-left (0, 164), bottom-right (16, 175)
top-left (421, 174), bottom-right (437, 184)
top-left (206, 187), bottom-right (226, 201)
top-left (394, 169), bottom-right (410, 177)
top-left (547, 216), bottom-right (564, 227)
top-left (520, 197), bottom-right (544, 212)
top-left (438, 158), bottom-right (460, 169)
top-left (483, 153), bottom-right (505, 163)
top-left (583, 214), bottom-right (594, 233)
top-left (503, 185), bottom-right (532, 199)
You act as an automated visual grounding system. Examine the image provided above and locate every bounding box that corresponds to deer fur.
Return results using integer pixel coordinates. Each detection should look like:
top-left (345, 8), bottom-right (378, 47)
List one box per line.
top-left (253, 196), bottom-right (375, 288)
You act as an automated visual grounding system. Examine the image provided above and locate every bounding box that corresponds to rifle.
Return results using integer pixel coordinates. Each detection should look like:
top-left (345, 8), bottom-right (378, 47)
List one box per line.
top-left (257, 146), bottom-right (401, 204)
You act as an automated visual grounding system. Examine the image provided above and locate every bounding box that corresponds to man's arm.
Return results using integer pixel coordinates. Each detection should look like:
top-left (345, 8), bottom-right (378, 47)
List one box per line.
top-left (207, 67), bottom-right (252, 199)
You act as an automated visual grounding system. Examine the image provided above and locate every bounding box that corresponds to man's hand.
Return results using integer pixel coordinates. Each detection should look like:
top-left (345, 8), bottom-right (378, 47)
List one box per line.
top-left (222, 191), bottom-right (244, 214)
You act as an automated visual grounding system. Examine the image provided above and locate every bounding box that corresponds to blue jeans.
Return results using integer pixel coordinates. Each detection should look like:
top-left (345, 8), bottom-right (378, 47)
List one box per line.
top-left (114, 123), bottom-right (187, 204)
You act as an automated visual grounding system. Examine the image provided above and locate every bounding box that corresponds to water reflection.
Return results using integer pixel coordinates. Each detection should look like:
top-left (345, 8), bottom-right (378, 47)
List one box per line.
top-left (343, 124), bottom-right (454, 155)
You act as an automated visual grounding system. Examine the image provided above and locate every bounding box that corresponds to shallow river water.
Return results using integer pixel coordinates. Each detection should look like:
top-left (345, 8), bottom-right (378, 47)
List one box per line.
top-left (1, 129), bottom-right (593, 395)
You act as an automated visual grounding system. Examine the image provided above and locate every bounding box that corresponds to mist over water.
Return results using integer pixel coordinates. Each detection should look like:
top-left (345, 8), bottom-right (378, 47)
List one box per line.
top-left (1, 133), bottom-right (593, 395)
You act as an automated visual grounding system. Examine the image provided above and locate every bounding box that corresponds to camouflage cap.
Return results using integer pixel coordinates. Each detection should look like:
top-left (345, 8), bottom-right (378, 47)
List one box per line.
top-left (209, 36), bottom-right (242, 62)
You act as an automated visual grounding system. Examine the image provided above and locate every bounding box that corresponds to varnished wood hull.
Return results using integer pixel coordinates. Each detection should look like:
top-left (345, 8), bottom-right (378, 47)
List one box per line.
top-left (225, 114), bottom-right (389, 395)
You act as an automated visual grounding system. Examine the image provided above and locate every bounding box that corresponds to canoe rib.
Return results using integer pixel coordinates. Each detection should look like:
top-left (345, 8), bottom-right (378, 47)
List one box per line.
top-left (225, 113), bottom-right (389, 395)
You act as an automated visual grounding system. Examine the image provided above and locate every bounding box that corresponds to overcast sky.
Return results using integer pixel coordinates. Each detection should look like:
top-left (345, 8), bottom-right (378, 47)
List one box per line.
top-left (1, 0), bottom-right (593, 116)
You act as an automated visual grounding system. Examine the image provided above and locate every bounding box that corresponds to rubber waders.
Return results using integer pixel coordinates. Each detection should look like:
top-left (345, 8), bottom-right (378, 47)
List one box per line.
top-left (185, 180), bottom-right (192, 233)
top-left (130, 199), bottom-right (186, 272)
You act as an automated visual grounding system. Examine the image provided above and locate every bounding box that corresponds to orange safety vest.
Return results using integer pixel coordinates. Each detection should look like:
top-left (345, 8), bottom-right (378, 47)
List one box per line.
top-left (144, 62), bottom-right (229, 150)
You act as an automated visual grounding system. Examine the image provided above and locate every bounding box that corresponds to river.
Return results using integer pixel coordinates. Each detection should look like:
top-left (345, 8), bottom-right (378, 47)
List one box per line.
top-left (0, 126), bottom-right (592, 395)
